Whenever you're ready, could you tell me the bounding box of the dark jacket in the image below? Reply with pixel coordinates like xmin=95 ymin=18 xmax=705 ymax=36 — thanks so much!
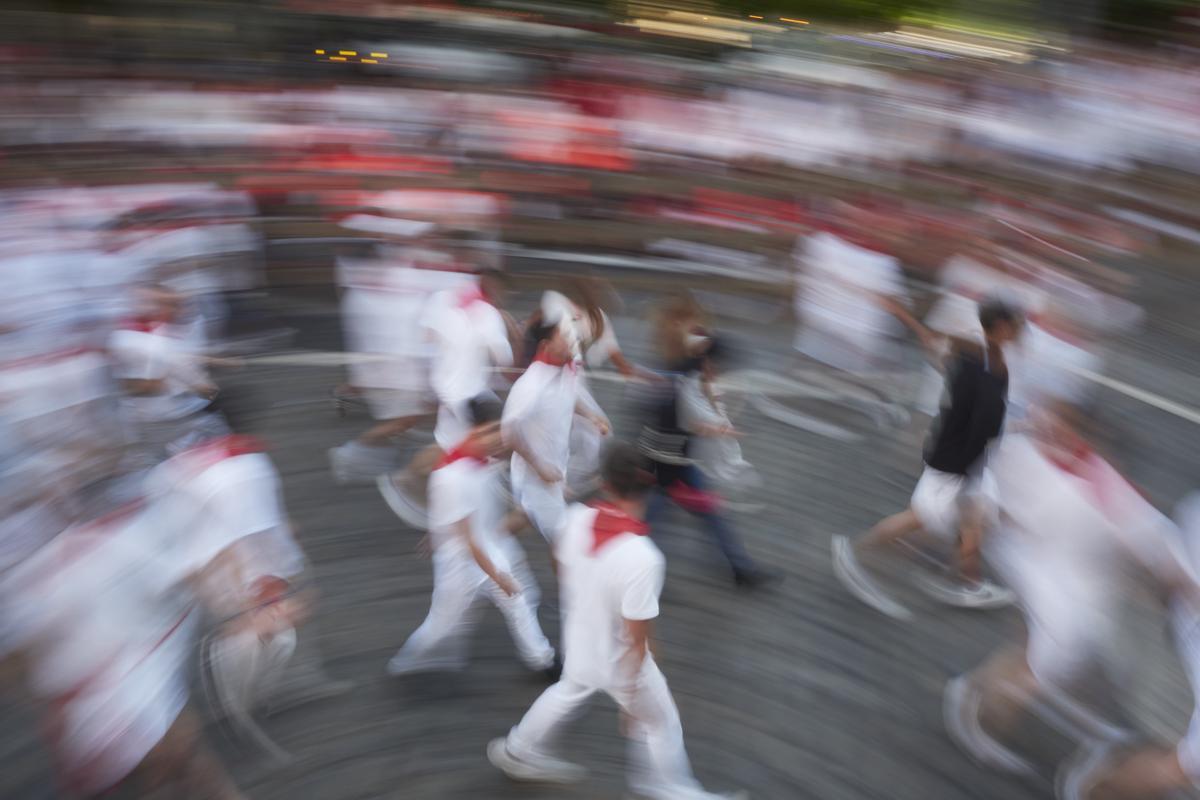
xmin=924 ymin=346 xmax=1008 ymax=476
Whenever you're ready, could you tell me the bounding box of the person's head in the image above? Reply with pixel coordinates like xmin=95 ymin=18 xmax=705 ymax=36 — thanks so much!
xmin=978 ymin=297 xmax=1023 ymax=346
xmin=601 ymin=441 xmax=653 ymax=503
xmin=466 ymin=394 xmax=506 ymax=457
xmin=478 ymin=269 xmax=509 ymax=307
xmin=531 ymin=317 xmax=572 ymax=364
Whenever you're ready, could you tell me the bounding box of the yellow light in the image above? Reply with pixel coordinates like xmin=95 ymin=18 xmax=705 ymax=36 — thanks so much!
xmin=749 ymin=14 xmax=763 ymax=19
xmin=370 ymin=52 xmax=388 ymax=58
xmin=361 ymin=58 xmax=378 ymax=64
xmin=330 ymin=56 xmax=347 ymax=61
xmin=780 ymin=17 xmax=808 ymax=24
xmin=339 ymin=50 xmax=357 ymax=56
xmin=315 ymin=49 xmax=326 ymax=54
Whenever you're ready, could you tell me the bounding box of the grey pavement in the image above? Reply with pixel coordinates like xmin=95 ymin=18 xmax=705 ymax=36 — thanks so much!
xmin=2 ymin=276 xmax=1198 ymax=800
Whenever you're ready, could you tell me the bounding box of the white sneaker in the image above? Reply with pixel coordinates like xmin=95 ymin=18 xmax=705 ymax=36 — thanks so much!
xmin=831 ymin=535 xmax=913 ymax=621
xmin=487 ymin=737 xmax=588 ymax=784
xmin=917 ymin=574 xmax=1015 ymax=609
xmin=377 ymin=473 xmax=428 ymax=529
xmin=943 ymin=675 xmax=1036 ymax=775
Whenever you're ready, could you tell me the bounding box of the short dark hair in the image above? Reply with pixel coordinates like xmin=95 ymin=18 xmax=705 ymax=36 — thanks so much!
xmin=602 ymin=441 xmax=652 ymax=499
xmin=467 ymin=393 xmax=502 ymax=427
xmin=530 ymin=319 xmax=560 ymax=348
xmin=978 ymin=297 xmax=1022 ymax=333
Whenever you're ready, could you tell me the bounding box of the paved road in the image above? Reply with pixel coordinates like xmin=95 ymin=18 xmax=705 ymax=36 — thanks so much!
xmin=2 ymin=278 xmax=1196 ymax=800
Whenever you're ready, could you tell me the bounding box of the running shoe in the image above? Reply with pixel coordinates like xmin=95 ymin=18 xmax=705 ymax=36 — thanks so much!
xmin=487 ymin=738 xmax=588 ymax=784
xmin=377 ymin=472 xmax=428 ymax=530
xmin=831 ymin=535 xmax=913 ymax=621
xmin=917 ymin=574 xmax=1016 ymax=609
xmin=943 ymin=674 xmax=1037 ymax=775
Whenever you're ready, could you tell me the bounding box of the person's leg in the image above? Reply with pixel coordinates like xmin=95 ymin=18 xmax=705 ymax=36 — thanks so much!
xmin=487 ymin=545 xmax=556 ymax=672
xmin=357 ymin=414 xmax=426 ymax=446
xmin=672 ymin=465 xmax=759 ymax=577
xmin=506 ymin=679 xmax=595 ymax=759
xmin=387 ymin=561 xmax=483 ymax=674
xmin=612 ymin=659 xmax=719 ymax=799
xmin=856 ymin=508 xmax=924 ymax=552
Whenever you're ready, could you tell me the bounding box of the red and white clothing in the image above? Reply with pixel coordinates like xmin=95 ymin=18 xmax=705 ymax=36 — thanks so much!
xmin=388 ymin=443 xmax=554 ymax=673
xmin=502 ymin=357 xmax=587 ymax=540
xmin=337 ymin=257 xmax=468 ymax=420
xmin=506 ymin=502 xmax=726 ymax=799
xmin=9 ymin=500 xmax=202 ymax=796
xmin=424 ymin=282 xmax=513 ymax=449
xmin=108 ymin=318 xmax=211 ymax=423
xmin=985 ymin=434 xmax=1191 ymax=690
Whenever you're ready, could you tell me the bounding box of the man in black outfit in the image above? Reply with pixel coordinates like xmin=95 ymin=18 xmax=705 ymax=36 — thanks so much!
xmin=832 ymin=298 xmax=1024 ymax=620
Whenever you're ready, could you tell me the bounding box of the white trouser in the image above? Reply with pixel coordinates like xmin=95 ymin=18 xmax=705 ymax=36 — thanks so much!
xmin=513 ymin=474 xmax=567 ymax=542
xmin=390 ymin=548 xmax=554 ymax=672
xmin=508 ymin=659 xmax=722 ymax=800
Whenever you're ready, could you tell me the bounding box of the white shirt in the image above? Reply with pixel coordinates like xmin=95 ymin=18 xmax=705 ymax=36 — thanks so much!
xmin=556 ymin=503 xmax=665 ymax=689
xmin=503 ymin=359 xmax=579 ymax=485
xmin=795 ymin=231 xmax=905 ymax=345
xmin=427 ymin=455 xmax=507 ymax=572
xmin=424 ymin=289 xmax=512 ymax=405
xmin=108 ymin=324 xmax=210 ymax=421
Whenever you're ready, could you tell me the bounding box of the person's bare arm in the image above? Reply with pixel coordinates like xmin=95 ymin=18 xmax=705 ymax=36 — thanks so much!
xmin=957 ymin=498 xmax=984 ymax=584
xmin=453 ymin=517 xmax=518 ymax=596
xmin=574 ymin=398 xmax=610 ymax=436
xmin=505 ymin=429 xmax=563 ymax=484
xmin=878 ymin=294 xmax=937 ymax=355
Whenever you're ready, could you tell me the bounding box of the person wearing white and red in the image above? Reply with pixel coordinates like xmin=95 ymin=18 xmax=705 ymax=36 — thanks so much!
xmin=107 ymin=283 xmax=227 ymax=460
xmin=375 ymin=269 xmax=518 ymax=528
xmin=942 ymin=401 xmax=1198 ymax=786
xmin=386 ymin=395 xmax=557 ymax=678
xmin=8 ymin=485 xmax=248 ymax=800
xmin=503 ymin=321 xmax=608 ymax=542
xmin=488 ymin=442 xmax=745 ymax=800
xmin=148 ymin=431 xmax=344 ymax=725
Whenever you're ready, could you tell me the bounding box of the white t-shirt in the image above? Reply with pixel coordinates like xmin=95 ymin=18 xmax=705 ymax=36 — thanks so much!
xmin=424 ymin=288 xmax=512 ymax=406
xmin=427 ymin=455 xmax=507 ymax=572
xmin=795 ymin=231 xmax=905 ymax=344
xmin=108 ymin=325 xmax=210 ymax=421
xmin=556 ymin=503 xmax=665 ymax=690
xmin=503 ymin=359 xmax=579 ymax=486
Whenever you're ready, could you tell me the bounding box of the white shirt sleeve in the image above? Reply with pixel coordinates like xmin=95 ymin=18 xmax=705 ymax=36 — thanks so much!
xmin=476 ymin=304 xmax=513 ymax=368
xmin=620 ymin=545 xmax=665 ymax=621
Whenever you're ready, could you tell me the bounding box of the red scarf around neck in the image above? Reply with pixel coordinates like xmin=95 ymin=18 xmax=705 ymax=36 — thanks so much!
xmin=437 ymin=439 xmax=489 ymax=470
xmin=589 ymin=500 xmax=649 ymax=555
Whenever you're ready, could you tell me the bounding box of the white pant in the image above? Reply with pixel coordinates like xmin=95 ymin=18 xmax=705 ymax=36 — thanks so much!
xmin=513 ymin=474 xmax=567 ymax=542
xmin=507 ymin=659 xmax=722 ymax=800
xmin=434 ymin=400 xmax=470 ymax=451
xmin=390 ymin=547 xmax=554 ymax=672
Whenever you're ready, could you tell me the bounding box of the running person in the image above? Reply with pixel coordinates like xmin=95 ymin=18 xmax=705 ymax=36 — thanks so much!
xmin=386 ymin=395 xmax=558 ymax=679
xmin=503 ymin=320 xmax=608 ymax=543
xmin=832 ymin=298 xmax=1023 ymax=619
xmin=487 ymin=442 xmax=747 ymax=800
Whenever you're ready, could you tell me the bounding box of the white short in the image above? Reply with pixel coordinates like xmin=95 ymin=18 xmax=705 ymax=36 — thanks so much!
xmin=513 ymin=475 xmax=567 ymax=542
xmin=910 ymin=467 xmax=967 ymax=542
xmin=435 ymin=401 xmax=470 ymax=451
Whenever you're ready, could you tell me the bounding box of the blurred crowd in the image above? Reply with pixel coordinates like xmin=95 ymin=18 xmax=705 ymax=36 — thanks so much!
xmin=4 ymin=2 xmax=1200 ymax=799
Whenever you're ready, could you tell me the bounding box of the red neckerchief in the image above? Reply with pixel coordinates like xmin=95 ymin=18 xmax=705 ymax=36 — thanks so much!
xmin=121 ymin=315 xmax=172 ymax=335
xmin=178 ymin=434 xmax=268 ymax=474
xmin=589 ymin=500 xmax=649 ymax=555
xmin=436 ymin=440 xmax=489 ymax=470
xmin=456 ymin=284 xmax=491 ymax=310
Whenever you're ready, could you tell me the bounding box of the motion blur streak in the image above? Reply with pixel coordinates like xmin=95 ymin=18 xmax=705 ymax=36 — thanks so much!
xmin=2 ymin=2 xmax=1200 ymax=799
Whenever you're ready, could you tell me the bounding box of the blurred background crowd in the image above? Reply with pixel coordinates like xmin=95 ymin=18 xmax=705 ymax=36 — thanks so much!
xmin=6 ymin=0 xmax=1200 ymax=798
